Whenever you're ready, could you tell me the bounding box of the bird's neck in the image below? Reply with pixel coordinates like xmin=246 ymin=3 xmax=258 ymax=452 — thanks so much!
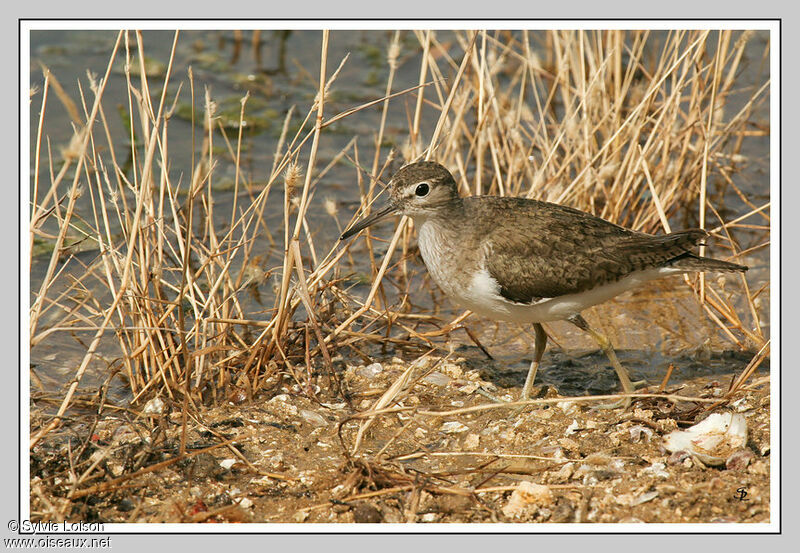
xmin=408 ymin=197 xmax=465 ymax=229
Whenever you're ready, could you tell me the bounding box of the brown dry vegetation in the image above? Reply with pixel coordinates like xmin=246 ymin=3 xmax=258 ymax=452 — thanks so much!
xmin=28 ymin=29 xmax=771 ymax=524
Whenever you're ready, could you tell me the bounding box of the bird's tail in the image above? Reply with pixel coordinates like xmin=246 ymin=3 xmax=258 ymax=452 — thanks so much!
xmin=667 ymin=252 xmax=748 ymax=273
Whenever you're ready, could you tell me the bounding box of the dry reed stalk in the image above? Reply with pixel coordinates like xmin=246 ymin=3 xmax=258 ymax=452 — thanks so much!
xmin=177 ymin=66 xmax=197 ymax=455
xmin=271 ymin=34 xmax=328 ymax=358
xmin=30 ymin=32 xmax=126 ymax=446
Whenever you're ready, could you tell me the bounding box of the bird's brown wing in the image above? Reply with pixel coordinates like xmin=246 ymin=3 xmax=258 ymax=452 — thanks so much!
xmin=477 ymin=198 xmax=706 ymax=303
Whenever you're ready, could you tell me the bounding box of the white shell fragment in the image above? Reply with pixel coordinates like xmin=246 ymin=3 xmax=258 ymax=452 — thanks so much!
xmin=219 ymin=458 xmax=237 ymax=470
xmin=357 ymin=362 xmax=384 ymax=378
xmin=422 ymin=371 xmax=451 ymax=387
xmin=629 ymin=425 xmax=653 ymax=443
xmin=440 ymin=421 xmax=469 ymax=434
xmin=663 ymin=412 xmax=748 ymax=466
xmin=142 ymin=397 xmax=165 ymax=416
xmin=640 ymin=461 xmax=669 ymax=479
xmin=615 ymin=490 xmax=658 ymax=506
xmin=565 ymin=419 xmax=580 ymax=436
xmin=299 ymin=409 xmax=328 ymax=427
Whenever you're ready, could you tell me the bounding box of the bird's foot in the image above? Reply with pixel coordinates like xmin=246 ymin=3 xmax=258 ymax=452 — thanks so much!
xmin=590 ymin=378 xmax=648 ymax=411
xmin=510 ymin=386 xmax=551 ymax=417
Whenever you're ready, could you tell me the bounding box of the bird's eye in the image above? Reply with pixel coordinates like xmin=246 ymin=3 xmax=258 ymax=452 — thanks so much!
xmin=415 ymin=182 xmax=430 ymax=197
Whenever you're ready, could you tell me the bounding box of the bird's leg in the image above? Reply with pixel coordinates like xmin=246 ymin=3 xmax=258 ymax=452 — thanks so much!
xmin=521 ymin=322 xmax=548 ymax=401
xmin=568 ymin=313 xmax=634 ymax=409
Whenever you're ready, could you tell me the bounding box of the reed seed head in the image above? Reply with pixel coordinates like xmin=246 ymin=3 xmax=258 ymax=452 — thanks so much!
xmin=388 ymin=40 xmax=400 ymax=70
xmin=284 ymin=162 xmax=301 ymax=198
xmin=323 ymin=197 xmax=338 ymax=218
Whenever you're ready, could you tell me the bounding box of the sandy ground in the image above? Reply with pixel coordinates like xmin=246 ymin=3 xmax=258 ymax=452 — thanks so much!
xmin=29 ymin=352 xmax=770 ymax=525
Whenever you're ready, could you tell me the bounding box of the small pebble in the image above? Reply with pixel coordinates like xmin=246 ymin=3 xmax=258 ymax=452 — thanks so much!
xmin=747 ymin=460 xmax=769 ymax=475
xmin=116 ymin=498 xmax=135 ymax=512
xmin=357 ymin=363 xmax=383 ymax=378
xmin=667 ymin=450 xmax=691 ymax=465
xmin=558 ymin=437 xmax=579 ymax=451
xmin=353 ymin=503 xmax=382 ymax=523
xmin=555 ymin=462 xmax=575 ymax=482
xmin=464 ymin=433 xmax=480 ymax=449
xmin=584 ymin=452 xmax=611 ymax=466
xmin=440 ymin=364 xmax=463 ymax=379
xmin=499 ymin=427 xmax=516 ymax=441
xmin=502 ymin=481 xmax=554 ymax=518
xmin=228 ymin=388 xmax=248 ymax=405
xmin=437 ymin=494 xmax=472 ymax=514
xmin=725 ymin=449 xmax=755 ymax=471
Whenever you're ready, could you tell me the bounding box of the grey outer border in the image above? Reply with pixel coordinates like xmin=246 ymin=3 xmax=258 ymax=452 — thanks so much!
xmin=8 ymin=1 xmax=793 ymax=552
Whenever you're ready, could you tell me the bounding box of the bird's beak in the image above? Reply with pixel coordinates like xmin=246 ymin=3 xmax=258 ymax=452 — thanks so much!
xmin=340 ymin=202 xmax=399 ymax=240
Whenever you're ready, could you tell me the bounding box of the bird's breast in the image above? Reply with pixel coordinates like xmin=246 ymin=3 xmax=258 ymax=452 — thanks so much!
xmin=416 ymin=220 xmax=476 ymax=300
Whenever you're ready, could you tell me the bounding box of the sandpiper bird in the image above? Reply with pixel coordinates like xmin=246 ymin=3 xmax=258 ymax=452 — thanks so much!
xmin=340 ymin=161 xmax=748 ymax=406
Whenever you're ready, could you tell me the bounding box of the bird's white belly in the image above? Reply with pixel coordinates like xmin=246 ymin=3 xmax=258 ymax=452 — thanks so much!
xmin=416 ymin=221 xmax=682 ymax=323
xmin=461 ymin=266 xmax=680 ymax=323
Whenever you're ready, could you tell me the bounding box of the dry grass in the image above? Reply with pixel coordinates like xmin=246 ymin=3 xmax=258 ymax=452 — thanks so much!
xmin=28 ymin=29 xmax=770 ymax=512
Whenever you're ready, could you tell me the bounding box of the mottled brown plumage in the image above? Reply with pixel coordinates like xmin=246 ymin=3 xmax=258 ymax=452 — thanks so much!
xmin=458 ymin=197 xmax=744 ymax=303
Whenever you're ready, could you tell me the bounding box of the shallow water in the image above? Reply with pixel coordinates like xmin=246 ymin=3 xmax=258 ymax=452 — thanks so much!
xmin=28 ymin=29 xmax=771 ymax=402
